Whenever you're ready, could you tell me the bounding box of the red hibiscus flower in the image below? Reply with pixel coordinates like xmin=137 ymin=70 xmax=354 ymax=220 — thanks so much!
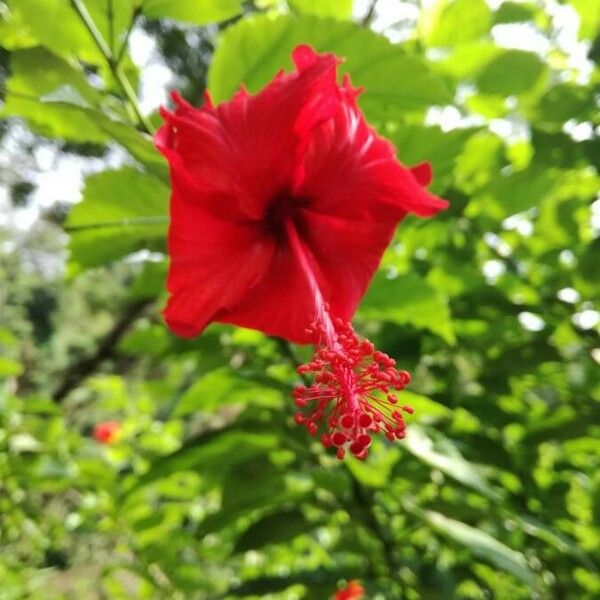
xmin=334 ymin=580 xmax=365 ymax=600
xmin=157 ymin=45 xmax=447 ymax=459
xmin=93 ymin=421 xmax=121 ymax=444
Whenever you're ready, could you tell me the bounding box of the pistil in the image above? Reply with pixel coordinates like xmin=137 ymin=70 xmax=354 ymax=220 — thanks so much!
xmin=284 ymin=218 xmax=413 ymax=459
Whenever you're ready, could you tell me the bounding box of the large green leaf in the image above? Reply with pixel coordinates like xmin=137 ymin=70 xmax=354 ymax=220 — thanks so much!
xmin=233 ymin=508 xmax=309 ymax=553
xmin=3 ymin=48 xmax=164 ymax=170
xmin=405 ymin=426 xmax=501 ymax=500
xmin=3 ymin=48 xmax=108 ymax=143
xmin=66 ymin=168 xmax=169 ymax=270
xmin=420 ymin=510 xmax=537 ymax=586
xmin=208 ymin=14 xmax=452 ymax=119
xmin=142 ymin=0 xmax=243 ymax=25
xmin=422 ymin=0 xmax=493 ymax=47
xmin=469 ymin=165 xmax=555 ymax=219
xmin=174 ymin=368 xmax=283 ymax=416
xmin=345 ymin=441 xmax=401 ymax=488
xmin=288 ymin=0 xmax=353 ymax=19
xmin=475 ymin=50 xmax=547 ymax=96
xmin=14 ymin=0 xmax=135 ymax=63
xmin=571 ymin=0 xmax=600 ymax=40
xmin=387 ymin=124 xmax=476 ymax=194
xmin=128 ymin=431 xmax=280 ymax=492
xmin=360 ymin=273 xmax=455 ymax=343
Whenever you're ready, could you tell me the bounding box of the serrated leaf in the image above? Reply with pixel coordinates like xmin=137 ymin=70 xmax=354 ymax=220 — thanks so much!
xmin=142 ymin=0 xmax=242 ymax=25
xmin=476 ymin=50 xmax=546 ymax=96
xmin=66 ymin=168 xmax=169 ymax=270
xmin=3 ymin=47 xmax=108 ymax=143
xmin=288 ymin=0 xmax=353 ymax=19
xmin=175 ymin=368 xmax=283 ymax=416
xmin=208 ymin=14 xmax=452 ymax=120
xmin=387 ymin=124 xmax=476 ymax=194
xmin=15 ymin=0 xmax=134 ymax=63
xmin=129 ymin=431 xmax=279 ymax=493
xmin=234 ymin=508 xmax=309 ymax=553
xmin=360 ymin=273 xmax=455 ymax=343
xmin=422 ymin=0 xmax=493 ymax=47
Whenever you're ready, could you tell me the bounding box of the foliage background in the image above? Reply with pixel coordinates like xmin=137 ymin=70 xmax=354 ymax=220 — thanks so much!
xmin=1 ymin=0 xmax=599 ymax=598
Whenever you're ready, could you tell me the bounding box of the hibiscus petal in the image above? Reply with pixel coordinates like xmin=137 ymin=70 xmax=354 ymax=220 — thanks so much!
xmin=297 ymin=209 xmax=399 ymax=322
xmin=410 ymin=161 xmax=433 ymax=186
xmin=217 ymin=240 xmax=320 ymax=344
xmin=156 ymin=48 xmax=340 ymax=222
xmin=164 ymin=194 xmax=275 ymax=338
xmin=216 ymin=210 xmax=398 ymax=344
xmin=295 ymin=76 xmax=448 ymax=221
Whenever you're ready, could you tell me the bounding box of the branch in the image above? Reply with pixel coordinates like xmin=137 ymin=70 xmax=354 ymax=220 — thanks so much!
xmin=69 ymin=0 xmax=154 ymax=134
xmin=51 ymin=298 xmax=153 ymax=402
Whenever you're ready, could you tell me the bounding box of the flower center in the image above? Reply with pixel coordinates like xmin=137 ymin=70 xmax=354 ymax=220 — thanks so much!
xmin=265 ymin=191 xmax=307 ymax=240
xmin=284 ymin=218 xmax=414 ymax=460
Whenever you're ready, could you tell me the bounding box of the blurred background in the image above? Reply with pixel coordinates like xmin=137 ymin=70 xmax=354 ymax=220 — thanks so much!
xmin=0 ymin=0 xmax=599 ymax=598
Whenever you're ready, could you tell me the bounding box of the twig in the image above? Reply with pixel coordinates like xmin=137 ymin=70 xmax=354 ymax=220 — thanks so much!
xmin=115 ymin=6 xmax=142 ymax=67
xmin=361 ymin=0 xmax=378 ymax=27
xmin=51 ymin=299 xmax=153 ymax=402
xmin=69 ymin=0 xmax=154 ymax=134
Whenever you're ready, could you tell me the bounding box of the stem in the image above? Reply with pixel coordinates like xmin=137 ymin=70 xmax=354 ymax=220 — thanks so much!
xmin=107 ymin=0 xmax=115 ymax=53
xmin=69 ymin=0 xmax=154 ymax=134
xmin=361 ymin=0 xmax=378 ymax=27
xmin=115 ymin=6 xmax=142 ymax=66
xmin=351 ymin=477 xmax=406 ymax=594
xmin=64 ymin=215 xmax=168 ymax=232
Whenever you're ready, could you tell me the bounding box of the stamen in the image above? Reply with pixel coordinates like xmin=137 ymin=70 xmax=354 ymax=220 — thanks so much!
xmin=284 ymin=219 xmax=413 ymax=460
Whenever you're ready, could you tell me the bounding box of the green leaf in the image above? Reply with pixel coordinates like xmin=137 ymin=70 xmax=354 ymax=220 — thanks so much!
xmin=494 ymin=2 xmax=538 ymax=24
xmin=476 ymin=50 xmax=547 ymax=96
xmin=387 ymin=124 xmax=476 ymax=194
xmin=3 ymin=47 xmax=108 ymax=143
xmin=360 ymin=273 xmax=455 ymax=344
xmin=571 ymin=0 xmax=600 ymax=40
xmin=405 ymin=426 xmax=501 ymax=500
xmin=0 ymin=357 xmax=24 ymax=378
xmin=422 ymin=0 xmax=493 ymax=47
xmin=98 ymin=119 xmax=167 ymax=177
xmin=208 ymin=14 xmax=452 ymax=120
xmin=3 ymin=48 xmax=165 ymax=169
xmin=400 ymin=391 xmax=452 ymax=422
xmin=129 ymin=431 xmax=280 ymax=492
xmin=174 ymin=368 xmax=283 ymax=416
xmin=0 ymin=3 xmax=38 ymax=49
xmin=142 ymin=0 xmax=242 ymax=25
xmin=288 ymin=0 xmax=353 ymax=19
xmin=66 ymin=168 xmax=169 ymax=270
xmin=234 ymin=508 xmax=309 ymax=553
xmin=345 ymin=440 xmax=401 ymax=488
xmin=418 ymin=510 xmax=536 ymax=585
xmin=469 ymin=165 xmax=555 ymax=219
xmin=15 ymin=0 xmax=135 ymax=63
